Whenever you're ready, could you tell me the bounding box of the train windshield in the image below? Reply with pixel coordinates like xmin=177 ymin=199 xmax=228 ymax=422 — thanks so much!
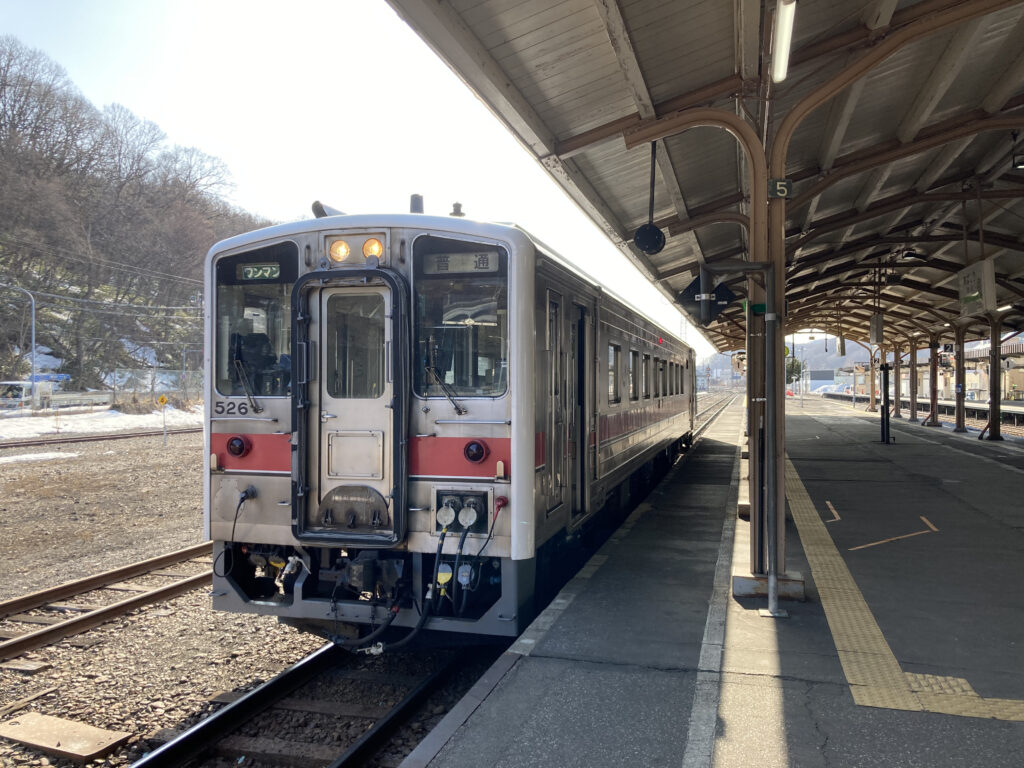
xmin=214 ymin=242 xmax=298 ymax=397
xmin=413 ymin=237 xmax=509 ymax=398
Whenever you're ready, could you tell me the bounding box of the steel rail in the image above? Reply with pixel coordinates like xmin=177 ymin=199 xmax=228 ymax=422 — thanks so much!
xmin=0 ymin=571 xmax=211 ymax=662
xmin=694 ymin=394 xmax=736 ymax=441
xmin=0 ymin=542 xmax=211 ymax=619
xmin=326 ymin=657 xmax=458 ymax=768
xmin=131 ymin=643 xmax=344 ymax=768
xmin=0 ymin=427 xmax=202 ymax=450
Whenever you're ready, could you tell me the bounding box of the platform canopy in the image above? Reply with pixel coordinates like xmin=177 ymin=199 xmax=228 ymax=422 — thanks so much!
xmin=386 ymin=0 xmax=1024 ymax=351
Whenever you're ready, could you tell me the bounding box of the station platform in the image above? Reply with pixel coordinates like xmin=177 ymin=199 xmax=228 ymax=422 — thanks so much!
xmin=401 ymin=396 xmax=1024 ymax=768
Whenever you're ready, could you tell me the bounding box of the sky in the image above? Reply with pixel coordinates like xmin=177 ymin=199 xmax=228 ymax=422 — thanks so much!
xmin=1 ymin=0 xmax=715 ymax=357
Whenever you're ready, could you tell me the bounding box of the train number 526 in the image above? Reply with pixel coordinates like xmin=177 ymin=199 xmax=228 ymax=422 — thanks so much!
xmin=213 ymin=401 xmax=250 ymax=416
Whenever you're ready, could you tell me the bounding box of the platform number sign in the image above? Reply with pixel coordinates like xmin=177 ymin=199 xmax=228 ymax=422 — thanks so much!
xmin=768 ymin=179 xmax=793 ymax=198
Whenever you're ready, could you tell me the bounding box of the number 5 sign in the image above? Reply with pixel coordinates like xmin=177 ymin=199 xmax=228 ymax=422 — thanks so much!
xmin=769 ymin=179 xmax=793 ymax=198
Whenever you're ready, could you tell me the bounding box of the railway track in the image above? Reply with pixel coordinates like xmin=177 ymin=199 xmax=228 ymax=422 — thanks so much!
xmin=135 ymin=645 xmax=471 ymax=768
xmin=815 ymin=395 xmax=1024 ymax=439
xmin=0 ymin=543 xmax=212 ymax=662
xmin=926 ymin=412 xmax=1024 ymax=438
xmin=0 ymin=427 xmax=202 ymax=450
xmin=695 ymin=392 xmax=736 ymax=435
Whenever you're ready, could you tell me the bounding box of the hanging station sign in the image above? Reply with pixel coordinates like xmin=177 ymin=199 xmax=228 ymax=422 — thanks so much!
xmin=958 ymin=259 xmax=997 ymax=316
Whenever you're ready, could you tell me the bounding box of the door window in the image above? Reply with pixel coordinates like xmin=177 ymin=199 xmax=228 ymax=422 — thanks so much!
xmin=324 ymin=293 xmax=385 ymax=399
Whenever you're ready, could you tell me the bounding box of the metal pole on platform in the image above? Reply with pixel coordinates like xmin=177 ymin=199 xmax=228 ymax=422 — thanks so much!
xmin=761 ymin=264 xmax=787 ymax=618
xmin=880 ymin=363 xmax=891 ymax=444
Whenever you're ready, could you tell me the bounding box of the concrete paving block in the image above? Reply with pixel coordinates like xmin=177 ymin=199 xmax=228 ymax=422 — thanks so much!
xmin=0 ymin=712 xmax=130 ymax=762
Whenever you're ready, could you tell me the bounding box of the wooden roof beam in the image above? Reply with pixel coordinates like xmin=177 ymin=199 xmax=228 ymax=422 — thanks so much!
xmin=592 ymin=0 xmax=704 ymax=261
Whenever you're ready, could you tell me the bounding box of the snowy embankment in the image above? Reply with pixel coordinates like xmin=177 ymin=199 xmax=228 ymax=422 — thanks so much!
xmin=0 ymin=404 xmax=204 ymax=440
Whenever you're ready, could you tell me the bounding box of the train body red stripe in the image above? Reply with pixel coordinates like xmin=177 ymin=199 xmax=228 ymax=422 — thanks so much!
xmin=409 ymin=436 xmax=512 ymax=477
xmin=211 ymin=433 xmax=291 ymax=472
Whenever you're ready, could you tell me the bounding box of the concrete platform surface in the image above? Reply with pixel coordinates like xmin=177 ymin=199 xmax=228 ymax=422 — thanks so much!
xmin=402 ymin=397 xmax=1024 ymax=768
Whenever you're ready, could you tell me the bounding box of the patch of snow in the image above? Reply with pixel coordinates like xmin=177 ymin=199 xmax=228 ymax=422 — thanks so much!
xmin=0 ymin=405 xmax=203 ymax=440
xmin=0 ymin=451 xmax=81 ymax=465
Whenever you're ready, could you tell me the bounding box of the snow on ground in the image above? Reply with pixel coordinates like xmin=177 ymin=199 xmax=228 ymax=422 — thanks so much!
xmin=0 ymin=405 xmax=203 ymax=440
xmin=0 ymin=451 xmax=81 ymax=464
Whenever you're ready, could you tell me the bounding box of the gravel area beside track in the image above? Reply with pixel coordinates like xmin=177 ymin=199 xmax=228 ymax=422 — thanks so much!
xmin=1 ymin=433 xmax=206 ymax=599
xmin=0 ymin=432 xmax=326 ymax=766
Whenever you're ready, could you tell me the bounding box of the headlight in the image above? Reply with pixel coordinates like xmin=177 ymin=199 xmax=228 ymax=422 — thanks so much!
xmin=362 ymin=238 xmax=384 ymax=258
xmin=329 ymin=239 xmax=350 ymax=262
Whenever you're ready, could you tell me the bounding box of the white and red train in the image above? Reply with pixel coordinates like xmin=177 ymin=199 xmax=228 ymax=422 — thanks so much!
xmin=204 ymin=210 xmax=697 ymax=646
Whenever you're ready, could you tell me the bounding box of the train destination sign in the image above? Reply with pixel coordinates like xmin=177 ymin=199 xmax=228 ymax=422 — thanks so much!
xmin=239 ymin=263 xmax=281 ymax=280
xmin=423 ymin=251 xmax=500 ymax=275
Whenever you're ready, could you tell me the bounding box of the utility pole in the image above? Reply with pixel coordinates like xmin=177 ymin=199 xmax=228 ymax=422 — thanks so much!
xmin=1 ymin=283 xmax=36 ymax=407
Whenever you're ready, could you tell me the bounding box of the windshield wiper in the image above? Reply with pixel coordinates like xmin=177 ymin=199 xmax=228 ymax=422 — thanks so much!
xmin=425 ymin=366 xmax=467 ymax=415
xmin=233 ymin=360 xmax=264 ymax=414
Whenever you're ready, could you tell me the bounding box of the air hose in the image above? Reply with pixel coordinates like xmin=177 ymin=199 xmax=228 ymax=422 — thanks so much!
xmin=452 ymin=527 xmax=471 ymax=617
xmin=383 ymin=527 xmax=447 ymax=651
xmin=332 ymin=528 xmax=447 ymax=652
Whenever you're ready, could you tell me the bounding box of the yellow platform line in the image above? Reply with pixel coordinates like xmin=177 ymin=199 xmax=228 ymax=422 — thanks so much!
xmin=785 ymin=457 xmax=1024 ymax=721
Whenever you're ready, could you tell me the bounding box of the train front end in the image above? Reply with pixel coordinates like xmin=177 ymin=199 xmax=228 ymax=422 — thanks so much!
xmin=204 ymin=216 xmax=536 ymax=644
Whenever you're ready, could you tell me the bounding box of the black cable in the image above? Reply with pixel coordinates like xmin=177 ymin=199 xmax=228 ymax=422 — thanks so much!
xmin=328 ymin=603 xmax=400 ymax=648
xmin=379 ymin=528 xmax=447 ymax=651
xmin=330 ymin=529 xmax=448 ymax=652
xmin=212 ymin=489 xmax=254 ymax=578
xmin=475 ymin=509 xmax=500 ymax=558
xmin=452 ymin=527 xmax=470 ymax=616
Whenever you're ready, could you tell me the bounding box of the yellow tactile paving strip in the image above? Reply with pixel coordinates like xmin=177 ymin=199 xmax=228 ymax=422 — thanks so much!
xmin=785 ymin=458 xmax=1024 ymax=721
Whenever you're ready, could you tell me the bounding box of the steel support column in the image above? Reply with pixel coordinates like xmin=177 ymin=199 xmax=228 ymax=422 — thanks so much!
xmin=623 ymin=108 xmax=784 ymax=605
xmin=908 ymin=337 xmax=919 ymax=422
xmin=927 ymin=336 xmax=941 ymax=426
xmin=893 ymin=343 xmax=902 ymax=418
xmin=988 ymin=313 xmax=1004 ymax=440
xmin=954 ymin=325 xmax=967 ymax=432
xmin=747 ymin=280 xmax=766 ymax=576
xmin=868 ymin=347 xmax=878 ymax=412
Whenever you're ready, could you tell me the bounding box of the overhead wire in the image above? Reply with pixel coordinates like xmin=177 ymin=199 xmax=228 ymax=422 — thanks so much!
xmin=0 ymin=232 xmax=203 ymax=285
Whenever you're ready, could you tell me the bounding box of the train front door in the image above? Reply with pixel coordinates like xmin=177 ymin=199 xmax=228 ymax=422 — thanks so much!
xmin=305 ymin=285 xmax=400 ymax=543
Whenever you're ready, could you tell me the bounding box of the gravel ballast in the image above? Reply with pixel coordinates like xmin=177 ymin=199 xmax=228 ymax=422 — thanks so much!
xmin=0 ymin=432 xmax=325 ymax=767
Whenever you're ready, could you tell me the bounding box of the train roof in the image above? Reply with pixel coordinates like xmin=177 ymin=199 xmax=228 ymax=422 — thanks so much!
xmin=208 ymin=213 xmax=689 ymax=350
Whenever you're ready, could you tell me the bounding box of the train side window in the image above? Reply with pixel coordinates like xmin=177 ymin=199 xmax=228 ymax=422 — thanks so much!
xmin=653 ymin=358 xmax=661 ymax=397
xmin=642 ymin=354 xmax=651 ymax=399
xmin=608 ymin=343 xmax=621 ymax=404
xmin=668 ymin=362 xmax=674 ymax=395
xmin=629 ymin=351 xmax=639 ymax=401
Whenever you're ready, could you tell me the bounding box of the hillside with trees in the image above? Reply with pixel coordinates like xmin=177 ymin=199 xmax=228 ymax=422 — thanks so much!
xmin=0 ymin=35 xmax=267 ymax=388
